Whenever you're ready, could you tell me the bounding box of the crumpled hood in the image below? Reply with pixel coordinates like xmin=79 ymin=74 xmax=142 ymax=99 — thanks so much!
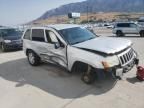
xmin=73 ymin=37 xmax=132 ymax=54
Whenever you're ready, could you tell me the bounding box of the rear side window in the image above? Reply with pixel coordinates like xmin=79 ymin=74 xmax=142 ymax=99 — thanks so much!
xmin=23 ymin=29 xmax=31 ymax=40
xmin=32 ymin=29 xmax=45 ymax=42
xmin=117 ymin=23 xmax=130 ymax=27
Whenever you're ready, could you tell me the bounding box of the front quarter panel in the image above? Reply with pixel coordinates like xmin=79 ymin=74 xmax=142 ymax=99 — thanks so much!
xmin=67 ymin=46 xmax=105 ymax=71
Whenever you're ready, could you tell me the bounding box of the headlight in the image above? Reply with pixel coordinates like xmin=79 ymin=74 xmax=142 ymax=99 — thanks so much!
xmin=102 ymin=61 xmax=110 ymax=70
xmin=4 ymin=40 xmax=11 ymax=43
xmin=102 ymin=56 xmax=119 ymax=69
xmin=19 ymin=39 xmax=23 ymax=43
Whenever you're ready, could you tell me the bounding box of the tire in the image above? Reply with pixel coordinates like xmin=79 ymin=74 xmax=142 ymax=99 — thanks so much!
xmin=81 ymin=66 xmax=97 ymax=84
xmin=1 ymin=43 xmax=7 ymax=52
xmin=116 ymin=31 xmax=124 ymax=37
xmin=116 ymin=76 xmax=122 ymax=80
xmin=27 ymin=50 xmax=41 ymax=66
xmin=140 ymin=31 xmax=144 ymax=37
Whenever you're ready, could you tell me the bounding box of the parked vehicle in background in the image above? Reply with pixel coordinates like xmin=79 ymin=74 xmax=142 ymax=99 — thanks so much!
xmin=104 ymin=23 xmax=110 ymax=27
xmin=113 ymin=22 xmax=144 ymax=37
xmin=22 ymin=24 xmax=138 ymax=84
xmin=138 ymin=17 xmax=144 ymax=26
xmin=106 ymin=25 xmax=114 ymax=29
xmin=84 ymin=26 xmax=94 ymax=33
xmin=0 ymin=27 xmax=23 ymax=52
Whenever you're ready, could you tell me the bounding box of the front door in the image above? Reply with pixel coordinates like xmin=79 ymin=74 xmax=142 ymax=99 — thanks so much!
xmin=40 ymin=29 xmax=67 ymax=68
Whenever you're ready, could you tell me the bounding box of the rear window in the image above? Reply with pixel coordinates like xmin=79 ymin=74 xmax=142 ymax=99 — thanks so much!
xmin=32 ymin=29 xmax=45 ymax=42
xmin=23 ymin=29 xmax=31 ymax=40
xmin=117 ymin=23 xmax=130 ymax=27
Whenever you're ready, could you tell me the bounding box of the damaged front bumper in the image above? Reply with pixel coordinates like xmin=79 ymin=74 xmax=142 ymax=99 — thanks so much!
xmin=96 ymin=58 xmax=139 ymax=79
xmin=109 ymin=58 xmax=139 ymax=78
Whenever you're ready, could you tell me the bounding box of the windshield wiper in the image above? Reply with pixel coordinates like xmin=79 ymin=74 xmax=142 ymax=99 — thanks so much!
xmin=72 ymin=41 xmax=83 ymax=45
xmin=87 ymin=37 xmax=95 ymax=41
xmin=72 ymin=37 xmax=95 ymax=45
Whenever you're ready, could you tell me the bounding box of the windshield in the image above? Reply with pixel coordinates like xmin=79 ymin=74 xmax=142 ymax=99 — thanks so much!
xmin=59 ymin=27 xmax=97 ymax=45
xmin=0 ymin=29 xmax=22 ymax=37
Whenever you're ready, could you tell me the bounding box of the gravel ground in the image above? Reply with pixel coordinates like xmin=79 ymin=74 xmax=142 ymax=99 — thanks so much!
xmin=0 ymin=29 xmax=144 ymax=108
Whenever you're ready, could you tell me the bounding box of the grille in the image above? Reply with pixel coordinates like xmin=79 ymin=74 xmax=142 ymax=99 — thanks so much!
xmin=11 ymin=40 xmax=21 ymax=44
xmin=118 ymin=48 xmax=134 ymax=66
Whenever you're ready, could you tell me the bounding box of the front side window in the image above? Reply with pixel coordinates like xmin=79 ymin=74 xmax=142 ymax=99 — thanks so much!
xmin=117 ymin=23 xmax=130 ymax=27
xmin=23 ymin=29 xmax=31 ymax=40
xmin=59 ymin=27 xmax=96 ymax=45
xmin=32 ymin=29 xmax=45 ymax=42
xmin=130 ymin=23 xmax=137 ymax=28
xmin=45 ymin=30 xmax=58 ymax=43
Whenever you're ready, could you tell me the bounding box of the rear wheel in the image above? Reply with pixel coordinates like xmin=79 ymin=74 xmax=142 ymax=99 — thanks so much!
xmin=140 ymin=31 xmax=144 ymax=37
xmin=27 ymin=50 xmax=41 ymax=66
xmin=116 ymin=31 xmax=124 ymax=37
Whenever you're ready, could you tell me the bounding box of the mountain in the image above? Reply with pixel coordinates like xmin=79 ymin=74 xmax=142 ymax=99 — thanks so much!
xmin=37 ymin=0 xmax=144 ymax=20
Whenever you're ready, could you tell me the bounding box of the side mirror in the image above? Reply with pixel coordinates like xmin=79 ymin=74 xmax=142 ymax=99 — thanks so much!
xmin=54 ymin=42 xmax=60 ymax=49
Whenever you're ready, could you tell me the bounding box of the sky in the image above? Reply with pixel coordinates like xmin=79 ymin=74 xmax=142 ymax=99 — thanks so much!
xmin=0 ymin=0 xmax=84 ymax=26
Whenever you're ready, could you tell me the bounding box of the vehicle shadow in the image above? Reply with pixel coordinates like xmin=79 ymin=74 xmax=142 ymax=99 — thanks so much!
xmin=126 ymin=77 xmax=142 ymax=84
xmin=0 ymin=58 xmax=118 ymax=99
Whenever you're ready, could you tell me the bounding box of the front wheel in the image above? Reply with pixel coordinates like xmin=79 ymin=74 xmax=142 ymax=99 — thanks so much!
xmin=81 ymin=65 xmax=97 ymax=84
xmin=116 ymin=31 xmax=124 ymax=37
xmin=27 ymin=50 xmax=41 ymax=66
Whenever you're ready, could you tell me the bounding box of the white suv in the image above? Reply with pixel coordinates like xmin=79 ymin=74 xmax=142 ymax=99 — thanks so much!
xmin=113 ymin=22 xmax=144 ymax=37
xmin=22 ymin=24 xmax=138 ymax=84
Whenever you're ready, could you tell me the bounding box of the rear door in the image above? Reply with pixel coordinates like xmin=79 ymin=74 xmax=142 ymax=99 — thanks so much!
xmin=122 ymin=23 xmax=138 ymax=34
xmin=119 ymin=23 xmax=131 ymax=34
xmin=129 ymin=23 xmax=139 ymax=34
xmin=30 ymin=29 xmax=48 ymax=55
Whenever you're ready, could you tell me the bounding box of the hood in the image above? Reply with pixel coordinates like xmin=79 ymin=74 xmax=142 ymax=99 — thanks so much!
xmin=73 ymin=37 xmax=132 ymax=55
xmin=3 ymin=36 xmax=21 ymax=40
